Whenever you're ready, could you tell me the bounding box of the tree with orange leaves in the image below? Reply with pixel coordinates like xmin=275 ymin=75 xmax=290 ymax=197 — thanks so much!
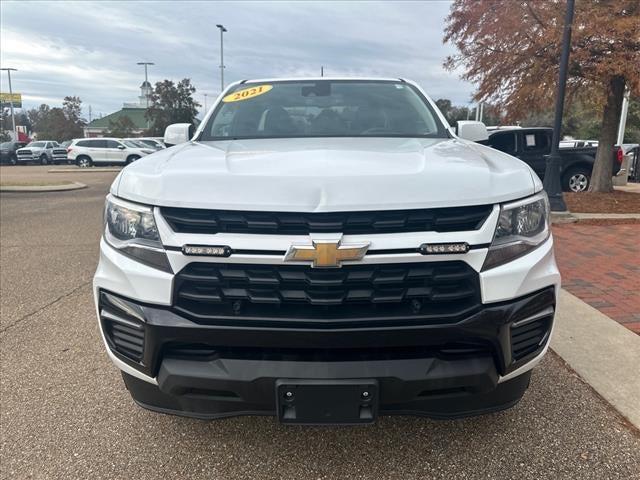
xmin=444 ymin=0 xmax=639 ymax=192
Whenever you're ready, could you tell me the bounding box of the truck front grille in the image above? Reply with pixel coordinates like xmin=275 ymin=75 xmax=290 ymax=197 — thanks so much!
xmin=173 ymin=261 xmax=481 ymax=325
xmin=161 ymin=205 xmax=492 ymax=235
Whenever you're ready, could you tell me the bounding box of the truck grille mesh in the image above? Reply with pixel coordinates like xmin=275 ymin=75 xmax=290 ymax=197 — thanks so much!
xmin=161 ymin=205 xmax=492 ymax=235
xmin=173 ymin=261 xmax=481 ymax=324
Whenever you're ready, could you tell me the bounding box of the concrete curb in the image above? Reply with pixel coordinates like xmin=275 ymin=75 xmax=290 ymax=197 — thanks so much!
xmin=0 ymin=182 xmax=87 ymax=192
xmin=572 ymin=212 xmax=640 ymax=220
xmin=551 ymin=289 xmax=640 ymax=429
xmin=48 ymin=168 xmax=122 ymax=173
xmin=551 ymin=211 xmax=578 ymax=224
xmin=552 ymin=212 xmax=640 ymax=224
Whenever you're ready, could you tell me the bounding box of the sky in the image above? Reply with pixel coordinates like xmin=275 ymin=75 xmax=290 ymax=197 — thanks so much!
xmin=0 ymin=0 xmax=476 ymax=119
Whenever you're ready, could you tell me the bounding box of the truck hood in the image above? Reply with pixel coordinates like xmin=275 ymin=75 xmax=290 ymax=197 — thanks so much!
xmin=114 ymin=137 xmax=537 ymax=211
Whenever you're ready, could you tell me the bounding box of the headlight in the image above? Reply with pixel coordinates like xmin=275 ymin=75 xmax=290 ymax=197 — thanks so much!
xmin=482 ymin=192 xmax=550 ymax=270
xmin=104 ymin=195 xmax=171 ymax=272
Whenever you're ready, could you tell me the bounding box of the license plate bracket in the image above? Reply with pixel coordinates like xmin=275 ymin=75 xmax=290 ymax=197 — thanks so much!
xmin=276 ymin=379 xmax=378 ymax=425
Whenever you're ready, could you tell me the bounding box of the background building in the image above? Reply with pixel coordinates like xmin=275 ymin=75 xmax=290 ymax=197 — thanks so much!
xmin=83 ymin=81 xmax=152 ymax=137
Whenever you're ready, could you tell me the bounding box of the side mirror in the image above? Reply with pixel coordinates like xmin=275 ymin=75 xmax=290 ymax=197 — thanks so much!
xmin=164 ymin=123 xmax=195 ymax=147
xmin=456 ymin=121 xmax=489 ymax=142
xmin=117 ymin=145 xmax=126 ymax=150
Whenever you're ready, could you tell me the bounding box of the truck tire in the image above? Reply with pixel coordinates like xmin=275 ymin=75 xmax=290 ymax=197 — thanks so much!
xmin=40 ymin=154 xmax=49 ymax=165
xmin=562 ymin=166 xmax=591 ymax=192
xmin=9 ymin=154 xmax=17 ymax=166
xmin=76 ymin=156 xmax=93 ymax=168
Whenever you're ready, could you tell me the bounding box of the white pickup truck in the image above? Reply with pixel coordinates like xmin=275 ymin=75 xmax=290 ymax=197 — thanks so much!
xmin=16 ymin=140 xmax=68 ymax=165
xmin=94 ymin=78 xmax=560 ymax=424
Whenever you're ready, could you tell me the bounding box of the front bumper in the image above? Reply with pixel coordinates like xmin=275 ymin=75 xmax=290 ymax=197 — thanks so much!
xmin=97 ymin=285 xmax=555 ymax=420
xmin=94 ymin=226 xmax=560 ymax=421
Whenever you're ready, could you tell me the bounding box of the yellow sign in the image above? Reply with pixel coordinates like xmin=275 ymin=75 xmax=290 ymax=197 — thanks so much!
xmin=222 ymin=85 xmax=272 ymax=103
xmin=284 ymin=240 xmax=370 ymax=268
xmin=0 ymin=92 xmax=22 ymax=108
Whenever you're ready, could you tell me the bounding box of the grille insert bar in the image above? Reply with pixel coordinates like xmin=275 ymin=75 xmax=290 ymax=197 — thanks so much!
xmin=161 ymin=205 xmax=492 ymax=235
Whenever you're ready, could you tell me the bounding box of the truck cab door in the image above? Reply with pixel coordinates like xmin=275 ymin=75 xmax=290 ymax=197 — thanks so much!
xmin=517 ymin=131 xmax=550 ymax=179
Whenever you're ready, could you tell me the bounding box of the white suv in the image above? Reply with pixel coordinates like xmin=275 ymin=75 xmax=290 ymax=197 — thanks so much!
xmin=67 ymin=138 xmax=155 ymax=167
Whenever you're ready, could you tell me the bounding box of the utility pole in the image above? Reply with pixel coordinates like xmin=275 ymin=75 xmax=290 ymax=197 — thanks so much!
xmin=88 ymin=105 xmax=92 ymax=123
xmin=321 ymin=66 xmax=324 ymax=77
xmin=617 ymin=87 xmax=630 ymax=145
xmin=204 ymin=93 xmax=208 ymax=112
xmin=137 ymin=62 xmax=154 ymax=129
xmin=1 ymin=67 xmax=18 ymax=140
xmin=216 ymin=24 xmax=227 ymax=92
xmin=542 ymin=0 xmax=574 ymax=212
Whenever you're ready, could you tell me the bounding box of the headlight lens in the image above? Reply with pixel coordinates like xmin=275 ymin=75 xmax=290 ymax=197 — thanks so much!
xmin=104 ymin=195 xmax=171 ymax=272
xmin=482 ymin=192 xmax=550 ymax=270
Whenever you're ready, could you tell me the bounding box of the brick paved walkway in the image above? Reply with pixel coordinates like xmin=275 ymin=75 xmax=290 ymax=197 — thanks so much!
xmin=553 ymin=223 xmax=640 ymax=334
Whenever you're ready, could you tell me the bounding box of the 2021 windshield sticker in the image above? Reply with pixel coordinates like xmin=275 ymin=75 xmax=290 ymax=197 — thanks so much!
xmin=222 ymin=85 xmax=273 ymax=102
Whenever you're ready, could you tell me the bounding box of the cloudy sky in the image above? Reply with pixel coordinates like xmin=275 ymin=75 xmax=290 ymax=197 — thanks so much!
xmin=0 ymin=0 xmax=475 ymax=119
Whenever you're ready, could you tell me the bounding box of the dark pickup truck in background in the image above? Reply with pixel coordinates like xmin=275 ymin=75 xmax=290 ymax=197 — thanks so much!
xmin=0 ymin=141 xmax=28 ymax=165
xmin=482 ymin=127 xmax=623 ymax=192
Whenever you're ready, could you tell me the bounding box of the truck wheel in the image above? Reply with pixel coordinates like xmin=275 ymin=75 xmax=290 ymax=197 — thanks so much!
xmin=126 ymin=155 xmax=140 ymax=164
xmin=76 ymin=156 xmax=93 ymax=168
xmin=562 ymin=167 xmax=590 ymax=192
xmin=9 ymin=155 xmax=17 ymax=166
xmin=40 ymin=154 xmax=49 ymax=165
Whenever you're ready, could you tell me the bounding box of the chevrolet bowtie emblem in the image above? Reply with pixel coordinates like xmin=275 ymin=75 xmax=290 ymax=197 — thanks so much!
xmin=284 ymin=239 xmax=370 ymax=268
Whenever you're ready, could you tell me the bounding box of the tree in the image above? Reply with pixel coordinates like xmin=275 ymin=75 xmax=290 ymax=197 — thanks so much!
xmin=62 ymin=96 xmax=85 ymax=139
xmin=26 ymin=97 xmax=86 ymax=141
xmin=145 ymin=79 xmax=200 ymax=136
xmin=436 ymin=98 xmax=505 ymax=127
xmin=105 ymin=116 xmax=136 ymax=138
xmin=444 ymin=0 xmax=640 ymax=192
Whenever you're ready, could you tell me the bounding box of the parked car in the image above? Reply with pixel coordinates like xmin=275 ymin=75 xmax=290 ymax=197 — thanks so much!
xmin=67 ymin=138 xmax=155 ymax=167
xmin=128 ymin=137 xmax=165 ymax=150
xmin=16 ymin=141 xmax=68 ymax=165
xmin=0 ymin=141 xmax=28 ymax=165
xmin=94 ymin=77 xmax=560 ymax=424
xmin=482 ymin=127 xmax=623 ymax=192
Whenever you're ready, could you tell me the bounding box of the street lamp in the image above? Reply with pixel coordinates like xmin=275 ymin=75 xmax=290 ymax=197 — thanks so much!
xmin=216 ymin=24 xmax=227 ymax=92
xmin=137 ymin=62 xmax=154 ymax=129
xmin=1 ymin=67 xmax=18 ymax=140
xmin=542 ymin=0 xmax=574 ymax=212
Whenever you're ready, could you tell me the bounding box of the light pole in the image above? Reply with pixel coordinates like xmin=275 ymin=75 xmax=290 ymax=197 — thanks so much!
xmin=542 ymin=0 xmax=574 ymax=212
xmin=204 ymin=93 xmax=208 ymax=112
xmin=137 ymin=62 xmax=154 ymax=129
xmin=216 ymin=24 xmax=227 ymax=92
xmin=1 ymin=67 xmax=18 ymax=140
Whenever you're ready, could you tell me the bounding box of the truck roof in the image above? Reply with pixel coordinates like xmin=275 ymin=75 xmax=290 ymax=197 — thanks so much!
xmin=237 ymin=77 xmax=408 ymax=84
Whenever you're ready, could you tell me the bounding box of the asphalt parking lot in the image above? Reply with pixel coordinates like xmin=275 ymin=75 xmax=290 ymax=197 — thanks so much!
xmin=1 ymin=166 xmax=639 ymax=479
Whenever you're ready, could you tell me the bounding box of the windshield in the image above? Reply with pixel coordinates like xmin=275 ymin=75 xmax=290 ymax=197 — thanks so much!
xmin=0 ymin=142 xmax=11 ymax=149
xmin=27 ymin=142 xmax=46 ymax=148
xmin=200 ymin=80 xmax=447 ymax=140
xmin=140 ymin=139 xmax=160 ymax=148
